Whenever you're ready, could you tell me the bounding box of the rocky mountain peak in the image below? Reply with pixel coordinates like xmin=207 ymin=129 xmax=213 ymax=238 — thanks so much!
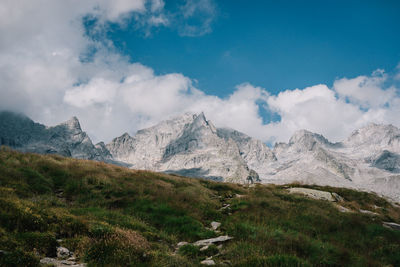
xmin=2 ymin=110 xmax=400 ymax=201
xmin=288 ymin=129 xmax=331 ymax=151
xmin=59 ymin=116 xmax=82 ymax=133
xmin=344 ymin=123 xmax=400 ymax=154
xmin=188 ymin=112 xmax=217 ymax=134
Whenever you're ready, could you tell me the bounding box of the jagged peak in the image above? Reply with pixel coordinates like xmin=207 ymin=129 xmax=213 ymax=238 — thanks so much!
xmin=194 ymin=111 xmax=206 ymax=121
xmin=350 ymin=123 xmax=399 ymax=136
xmin=120 ymin=132 xmax=131 ymax=139
xmin=345 ymin=123 xmax=400 ymax=147
xmin=289 ymin=129 xmax=329 ymax=145
xmin=188 ymin=112 xmax=219 ymax=134
xmin=95 ymin=141 xmax=106 ymax=148
xmin=60 ymin=116 xmax=81 ymax=131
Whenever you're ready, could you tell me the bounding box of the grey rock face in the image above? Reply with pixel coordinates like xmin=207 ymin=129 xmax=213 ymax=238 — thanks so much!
xmin=367 ymin=150 xmax=400 ymax=173
xmin=108 ymin=113 xmax=251 ymax=183
xmin=258 ymin=123 xmax=400 ymax=202
xmin=0 ymin=111 xmax=110 ymax=161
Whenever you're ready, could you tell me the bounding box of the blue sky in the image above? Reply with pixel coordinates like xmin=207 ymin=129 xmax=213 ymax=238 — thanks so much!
xmin=107 ymin=0 xmax=400 ymax=97
xmin=1 ymin=0 xmax=400 ymax=143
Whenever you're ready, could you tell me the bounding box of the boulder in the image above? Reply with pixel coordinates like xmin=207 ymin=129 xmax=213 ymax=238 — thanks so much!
xmin=288 ymin=188 xmax=337 ymax=202
xmin=194 ymin=236 xmax=233 ymax=247
xmin=57 ymin=246 xmax=71 ymax=259
xmin=211 ymin=221 xmax=221 ymax=231
xmin=201 ymin=259 xmax=216 ymax=265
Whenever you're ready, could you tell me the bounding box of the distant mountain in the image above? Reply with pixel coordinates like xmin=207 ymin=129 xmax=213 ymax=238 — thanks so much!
xmin=0 ymin=111 xmax=110 ymax=161
xmin=257 ymin=125 xmax=400 ymax=202
xmin=1 ymin=110 xmax=399 ymax=201
xmin=107 ymin=112 xmax=255 ymax=183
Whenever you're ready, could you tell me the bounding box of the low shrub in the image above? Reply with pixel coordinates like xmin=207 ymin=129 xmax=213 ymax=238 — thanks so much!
xmin=178 ymin=244 xmax=200 ymax=258
xmin=83 ymin=227 xmax=150 ymax=266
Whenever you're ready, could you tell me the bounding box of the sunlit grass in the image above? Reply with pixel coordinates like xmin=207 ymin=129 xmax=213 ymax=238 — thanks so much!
xmin=0 ymin=147 xmax=399 ymax=266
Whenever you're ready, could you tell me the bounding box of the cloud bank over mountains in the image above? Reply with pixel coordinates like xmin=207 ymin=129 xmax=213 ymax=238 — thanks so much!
xmin=0 ymin=0 xmax=399 ymax=144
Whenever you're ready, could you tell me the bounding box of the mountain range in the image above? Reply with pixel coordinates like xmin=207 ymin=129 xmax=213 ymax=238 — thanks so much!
xmin=1 ymin=110 xmax=399 ymax=202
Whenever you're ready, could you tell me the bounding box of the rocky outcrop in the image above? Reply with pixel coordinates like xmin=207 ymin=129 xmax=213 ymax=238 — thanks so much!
xmin=383 ymin=221 xmax=400 ymax=231
xmin=287 ymin=187 xmax=343 ymax=202
xmin=0 ymin=111 xmax=110 ymax=161
xmin=193 ymin=236 xmax=234 ymax=247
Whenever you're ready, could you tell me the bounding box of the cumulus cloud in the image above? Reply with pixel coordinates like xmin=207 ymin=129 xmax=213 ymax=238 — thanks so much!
xmin=0 ymin=0 xmax=399 ymax=145
xmin=334 ymin=70 xmax=396 ymax=109
xmin=262 ymin=71 xmax=400 ymax=143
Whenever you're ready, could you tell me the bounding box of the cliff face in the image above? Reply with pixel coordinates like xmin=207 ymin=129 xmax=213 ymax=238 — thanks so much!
xmin=107 ymin=113 xmax=252 ymax=183
xmin=0 ymin=111 xmax=109 ymax=161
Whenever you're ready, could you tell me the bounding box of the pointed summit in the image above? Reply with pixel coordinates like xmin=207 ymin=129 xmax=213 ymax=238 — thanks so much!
xmin=288 ymin=129 xmax=331 ymax=152
xmin=345 ymin=123 xmax=400 ymax=149
xmin=62 ymin=116 xmax=82 ymax=132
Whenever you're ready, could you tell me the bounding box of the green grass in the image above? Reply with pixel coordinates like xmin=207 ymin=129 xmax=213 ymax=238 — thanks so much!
xmin=0 ymin=147 xmax=399 ymax=266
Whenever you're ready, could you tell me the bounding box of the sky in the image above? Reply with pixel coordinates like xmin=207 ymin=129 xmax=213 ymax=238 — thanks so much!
xmin=1 ymin=0 xmax=400 ymax=144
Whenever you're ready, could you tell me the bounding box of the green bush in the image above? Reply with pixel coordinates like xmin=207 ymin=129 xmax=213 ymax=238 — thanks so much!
xmin=201 ymin=244 xmax=219 ymax=257
xmin=178 ymin=244 xmax=200 ymax=258
xmin=83 ymin=228 xmax=149 ymax=266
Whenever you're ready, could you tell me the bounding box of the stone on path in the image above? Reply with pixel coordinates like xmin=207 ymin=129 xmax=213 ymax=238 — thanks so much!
xmin=194 ymin=236 xmax=233 ymax=247
xmin=211 ymin=221 xmax=221 ymax=231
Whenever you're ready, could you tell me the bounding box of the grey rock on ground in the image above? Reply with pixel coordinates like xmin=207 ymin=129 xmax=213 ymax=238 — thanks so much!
xmin=382 ymin=222 xmax=400 ymax=231
xmin=57 ymin=246 xmax=72 ymax=259
xmin=210 ymin=221 xmax=221 ymax=231
xmin=40 ymin=257 xmax=86 ymax=267
xmin=287 ymin=188 xmax=339 ymax=202
xmin=201 ymin=259 xmax=216 ymax=265
xmin=194 ymin=236 xmax=233 ymax=247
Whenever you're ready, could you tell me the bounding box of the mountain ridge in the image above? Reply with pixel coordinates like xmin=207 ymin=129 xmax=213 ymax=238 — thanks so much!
xmin=1 ymin=110 xmax=399 ymax=201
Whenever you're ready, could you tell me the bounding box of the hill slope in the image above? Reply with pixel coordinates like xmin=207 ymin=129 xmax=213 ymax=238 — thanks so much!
xmin=0 ymin=148 xmax=400 ymax=266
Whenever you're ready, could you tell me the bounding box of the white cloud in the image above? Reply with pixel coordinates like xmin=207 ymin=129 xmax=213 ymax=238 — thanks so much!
xmin=64 ymin=78 xmax=117 ymax=108
xmin=0 ymin=0 xmax=400 ymax=146
xmin=334 ymin=69 xmax=396 ymax=109
xmin=262 ymin=71 xmax=400 ymax=143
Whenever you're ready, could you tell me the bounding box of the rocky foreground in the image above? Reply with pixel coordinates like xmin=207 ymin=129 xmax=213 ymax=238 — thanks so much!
xmin=0 ymin=149 xmax=399 ymax=266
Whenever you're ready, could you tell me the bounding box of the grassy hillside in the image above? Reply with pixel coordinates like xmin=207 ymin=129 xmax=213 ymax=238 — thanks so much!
xmin=0 ymin=147 xmax=399 ymax=266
